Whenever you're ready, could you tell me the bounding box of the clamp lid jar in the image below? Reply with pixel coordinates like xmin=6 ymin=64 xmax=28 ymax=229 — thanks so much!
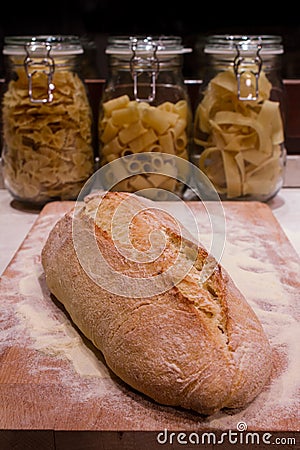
xmin=193 ymin=35 xmax=286 ymax=202
xmin=98 ymin=35 xmax=193 ymax=200
xmin=1 ymin=35 xmax=94 ymax=207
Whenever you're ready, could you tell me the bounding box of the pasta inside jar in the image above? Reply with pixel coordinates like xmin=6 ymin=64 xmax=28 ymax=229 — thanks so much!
xmin=99 ymin=95 xmax=190 ymax=198
xmin=98 ymin=35 xmax=193 ymax=200
xmin=193 ymin=35 xmax=286 ymax=202
xmin=194 ymin=69 xmax=285 ymax=200
xmin=1 ymin=35 xmax=94 ymax=207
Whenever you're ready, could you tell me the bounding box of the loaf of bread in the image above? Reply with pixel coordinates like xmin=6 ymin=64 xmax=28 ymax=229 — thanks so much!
xmin=41 ymin=191 xmax=272 ymax=415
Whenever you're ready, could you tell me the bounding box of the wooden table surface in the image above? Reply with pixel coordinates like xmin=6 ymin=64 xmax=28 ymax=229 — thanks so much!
xmin=0 ymin=200 xmax=299 ymax=449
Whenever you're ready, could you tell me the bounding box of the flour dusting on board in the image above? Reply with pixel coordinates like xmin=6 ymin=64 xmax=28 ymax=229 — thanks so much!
xmin=15 ymin=300 xmax=109 ymax=379
xmin=164 ymin=202 xmax=300 ymax=428
xmin=0 ymin=210 xmax=117 ymax=403
xmin=222 ymin=215 xmax=298 ymax=425
xmin=1 ymin=202 xmax=299 ymax=430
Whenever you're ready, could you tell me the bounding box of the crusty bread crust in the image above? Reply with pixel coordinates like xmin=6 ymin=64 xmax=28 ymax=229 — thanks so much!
xmin=41 ymin=191 xmax=272 ymax=415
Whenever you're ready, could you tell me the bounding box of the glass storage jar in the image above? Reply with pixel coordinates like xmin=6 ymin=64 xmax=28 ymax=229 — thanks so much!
xmin=193 ymin=35 xmax=286 ymax=201
xmin=1 ymin=35 xmax=95 ymax=207
xmin=98 ymin=35 xmax=192 ymax=200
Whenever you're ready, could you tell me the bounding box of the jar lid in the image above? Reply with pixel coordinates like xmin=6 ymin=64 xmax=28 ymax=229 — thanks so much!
xmin=204 ymin=35 xmax=283 ymax=55
xmin=105 ymin=35 xmax=192 ymax=56
xmin=3 ymin=35 xmax=84 ymax=56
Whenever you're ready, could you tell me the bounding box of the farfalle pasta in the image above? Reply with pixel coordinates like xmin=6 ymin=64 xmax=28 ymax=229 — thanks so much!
xmin=2 ymin=69 xmax=94 ymax=205
xmin=194 ymin=69 xmax=285 ymax=200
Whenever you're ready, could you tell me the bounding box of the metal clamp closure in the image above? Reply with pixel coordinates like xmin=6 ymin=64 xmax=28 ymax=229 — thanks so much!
xmin=24 ymin=43 xmax=55 ymax=103
xmin=130 ymin=41 xmax=159 ymax=102
xmin=233 ymin=44 xmax=262 ymax=101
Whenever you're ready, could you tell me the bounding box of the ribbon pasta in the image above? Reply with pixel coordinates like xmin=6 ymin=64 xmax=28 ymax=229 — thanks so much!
xmin=194 ymin=69 xmax=285 ymax=199
xmin=99 ymin=95 xmax=190 ymax=194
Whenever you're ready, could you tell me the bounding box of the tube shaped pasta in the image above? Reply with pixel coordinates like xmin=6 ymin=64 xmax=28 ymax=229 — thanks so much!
xmin=150 ymin=154 xmax=165 ymax=170
xmin=172 ymin=118 xmax=187 ymax=139
xmin=108 ymin=157 xmax=129 ymax=180
xmin=103 ymin=95 xmax=130 ymax=116
xmin=106 ymin=153 xmax=119 ymax=163
xmin=142 ymin=108 xmax=178 ymax=135
xmin=113 ymin=178 xmax=132 ymax=191
xmin=146 ymin=144 xmax=163 ymax=153
xmin=102 ymin=137 xmax=124 ymax=156
xmin=128 ymin=129 xmax=157 ymax=153
xmin=157 ymin=101 xmax=175 ymax=112
xmin=159 ymin=176 xmax=177 ymax=191
xmin=148 ymin=173 xmax=170 ymax=187
xmin=175 ymin=132 xmax=187 ymax=152
xmin=119 ymin=121 xmax=147 ymax=145
xmin=174 ymin=99 xmax=189 ymax=119
xmin=101 ymin=119 xmax=119 ymax=144
xmin=162 ymin=161 xmax=178 ymax=177
xmin=120 ymin=148 xmax=134 ymax=157
xmin=176 ymin=148 xmax=189 ymax=160
xmin=159 ymin=131 xmax=175 ymax=154
xmin=128 ymin=174 xmax=153 ymax=190
xmin=98 ymin=95 xmax=191 ymax=197
xmin=104 ymin=168 xmax=116 ymax=185
xmin=112 ymin=105 xmax=140 ymax=127
xmin=122 ymin=154 xmax=145 ymax=174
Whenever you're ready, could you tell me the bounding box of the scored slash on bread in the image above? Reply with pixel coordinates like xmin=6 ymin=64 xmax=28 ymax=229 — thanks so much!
xmin=41 ymin=191 xmax=272 ymax=415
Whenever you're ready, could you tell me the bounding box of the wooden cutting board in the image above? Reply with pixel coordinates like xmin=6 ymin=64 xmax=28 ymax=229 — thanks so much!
xmin=0 ymin=200 xmax=299 ymax=446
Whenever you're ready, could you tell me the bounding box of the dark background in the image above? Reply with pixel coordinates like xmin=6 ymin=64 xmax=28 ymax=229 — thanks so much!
xmin=0 ymin=1 xmax=300 ymax=80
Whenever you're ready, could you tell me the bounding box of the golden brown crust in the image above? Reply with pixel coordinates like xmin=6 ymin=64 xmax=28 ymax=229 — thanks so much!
xmin=41 ymin=191 xmax=272 ymax=415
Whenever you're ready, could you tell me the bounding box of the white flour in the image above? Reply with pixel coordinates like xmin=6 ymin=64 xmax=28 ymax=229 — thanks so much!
xmin=0 ymin=212 xmax=117 ymax=406
xmin=15 ymin=300 xmax=109 ymax=379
